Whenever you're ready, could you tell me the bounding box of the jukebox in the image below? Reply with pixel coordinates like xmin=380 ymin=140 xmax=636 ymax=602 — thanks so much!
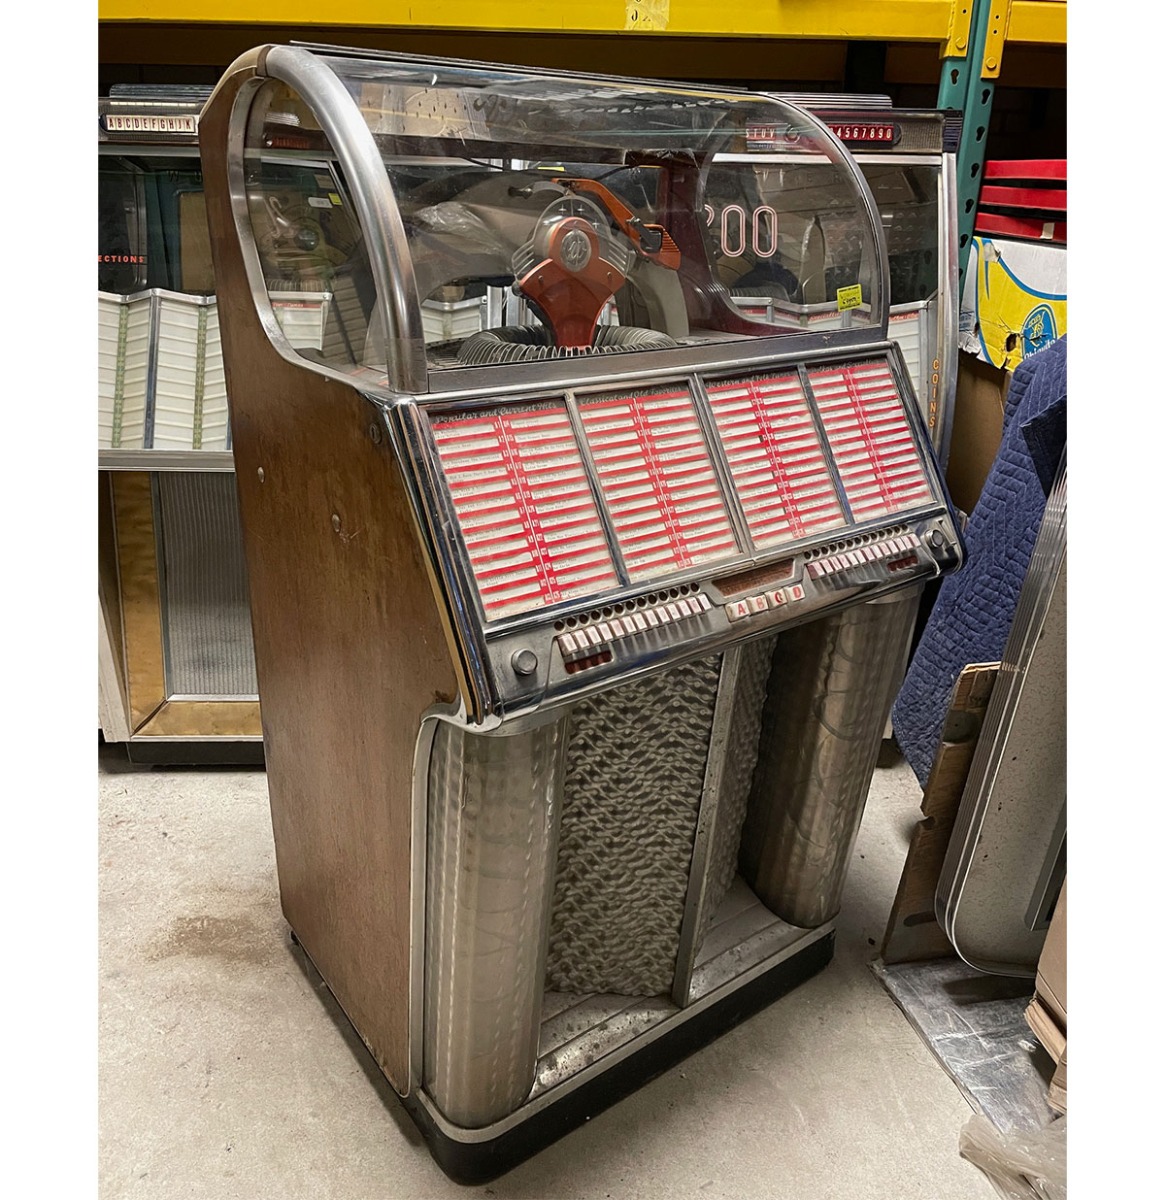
xmin=198 ymin=46 xmax=964 ymax=1181
xmin=97 ymin=86 xmax=265 ymax=759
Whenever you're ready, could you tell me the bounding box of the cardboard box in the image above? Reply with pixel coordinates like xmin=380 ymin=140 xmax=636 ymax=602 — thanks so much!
xmin=881 ymin=663 xmax=999 ymax=964
xmin=179 ymin=191 xmax=215 ymax=294
xmin=1024 ymin=881 xmax=1066 ymax=1112
xmin=1035 ymin=880 xmax=1066 ymax=1028
xmin=1048 ymin=1047 xmax=1066 ymax=1115
xmin=959 ymin=236 xmax=1067 ymax=372
xmin=1024 ymin=994 xmax=1065 ymax=1062
xmin=945 ymin=352 xmax=1008 ymax=516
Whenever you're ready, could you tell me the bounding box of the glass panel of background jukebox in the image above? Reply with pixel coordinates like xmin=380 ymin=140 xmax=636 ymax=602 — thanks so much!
xmin=709 ymin=105 xmax=957 ymax=460
xmin=98 ymin=103 xmax=260 ymax=709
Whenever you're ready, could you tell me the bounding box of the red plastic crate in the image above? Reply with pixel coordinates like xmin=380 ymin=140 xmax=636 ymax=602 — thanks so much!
xmin=976 ymin=159 xmax=1067 ymax=244
xmin=983 ymin=159 xmax=1066 ymax=182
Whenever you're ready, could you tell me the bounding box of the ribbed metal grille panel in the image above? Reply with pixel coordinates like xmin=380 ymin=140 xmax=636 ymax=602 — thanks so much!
xmin=156 ymin=472 xmax=258 ymax=698
xmin=697 ymin=635 xmax=777 ymax=945
xmin=741 ymin=590 xmax=919 ymax=928
xmin=545 ymin=656 xmax=721 ymax=996
xmin=424 ymin=718 xmax=568 ymax=1128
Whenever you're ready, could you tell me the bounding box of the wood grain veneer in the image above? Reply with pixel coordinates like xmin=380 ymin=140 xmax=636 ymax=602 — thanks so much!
xmin=200 ymin=52 xmax=462 ymax=1093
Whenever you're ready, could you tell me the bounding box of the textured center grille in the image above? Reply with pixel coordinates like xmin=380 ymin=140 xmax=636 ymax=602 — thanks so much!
xmin=545 ymin=656 xmax=722 ymax=996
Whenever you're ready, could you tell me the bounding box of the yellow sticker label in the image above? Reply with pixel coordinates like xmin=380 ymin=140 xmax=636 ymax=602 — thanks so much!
xmin=328 ymin=192 xmax=342 ymax=206
xmin=837 ymin=285 xmax=863 ymax=312
xmin=625 ymin=0 xmax=670 ymax=30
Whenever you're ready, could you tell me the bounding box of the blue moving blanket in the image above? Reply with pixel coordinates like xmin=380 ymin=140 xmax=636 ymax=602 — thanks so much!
xmin=892 ymin=336 xmax=1067 ymax=785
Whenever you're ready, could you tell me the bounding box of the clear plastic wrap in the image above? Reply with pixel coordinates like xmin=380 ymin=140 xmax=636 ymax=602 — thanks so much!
xmin=959 ymin=1114 xmax=1067 ymax=1200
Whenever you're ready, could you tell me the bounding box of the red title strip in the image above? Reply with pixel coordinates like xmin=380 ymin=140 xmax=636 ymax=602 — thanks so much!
xmin=433 ymin=406 xmax=617 ymax=619
xmin=706 ymin=372 xmax=845 ymax=548
xmin=580 ymin=388 xmax=736 ymax=580
xmin=809 ymin=362 xmax=932 ymax=520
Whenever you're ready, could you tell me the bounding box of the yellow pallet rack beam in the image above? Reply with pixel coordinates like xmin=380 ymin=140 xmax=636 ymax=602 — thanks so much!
xmin=99 ymin=1 xmax=1065 ymax=84
xmin=1008 ymin=1 xmax=1067 ymax=46
xmin=95 ymin=1 xmax=982 ymax=43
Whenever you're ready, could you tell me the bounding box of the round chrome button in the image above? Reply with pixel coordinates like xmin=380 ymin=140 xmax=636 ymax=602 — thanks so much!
xmin=511 ymin=649 xmax=539 ymax=676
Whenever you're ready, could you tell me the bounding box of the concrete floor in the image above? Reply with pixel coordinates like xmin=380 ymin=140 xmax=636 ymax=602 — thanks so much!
xmin=98 ymin=744 xmax=998 ymax=1200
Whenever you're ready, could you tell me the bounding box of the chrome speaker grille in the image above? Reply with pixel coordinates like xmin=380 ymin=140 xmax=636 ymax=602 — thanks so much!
xmin=741 ymin=589 xmax=920 ymax=927
xmin=424 ymin=716 xmax=570 ymax=1128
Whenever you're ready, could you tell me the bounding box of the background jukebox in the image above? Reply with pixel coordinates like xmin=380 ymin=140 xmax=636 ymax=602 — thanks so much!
xmin=198 ymin=46 xmax=964 ymax=1182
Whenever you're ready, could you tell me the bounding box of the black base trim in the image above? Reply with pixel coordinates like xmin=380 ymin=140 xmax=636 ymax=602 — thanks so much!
xmin=125 ymin=741 xmax=266 ymax=767
xmin=404 ymin=931 xmax=835 ymax=1185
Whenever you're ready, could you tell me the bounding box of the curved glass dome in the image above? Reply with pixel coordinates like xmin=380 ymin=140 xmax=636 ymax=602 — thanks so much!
xmin=234 ymin=47 xmax=887 ymax=392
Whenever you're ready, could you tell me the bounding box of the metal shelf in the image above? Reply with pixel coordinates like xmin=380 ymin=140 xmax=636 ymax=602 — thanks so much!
xmin=99 ymin=450 xmax=236 ymax=472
